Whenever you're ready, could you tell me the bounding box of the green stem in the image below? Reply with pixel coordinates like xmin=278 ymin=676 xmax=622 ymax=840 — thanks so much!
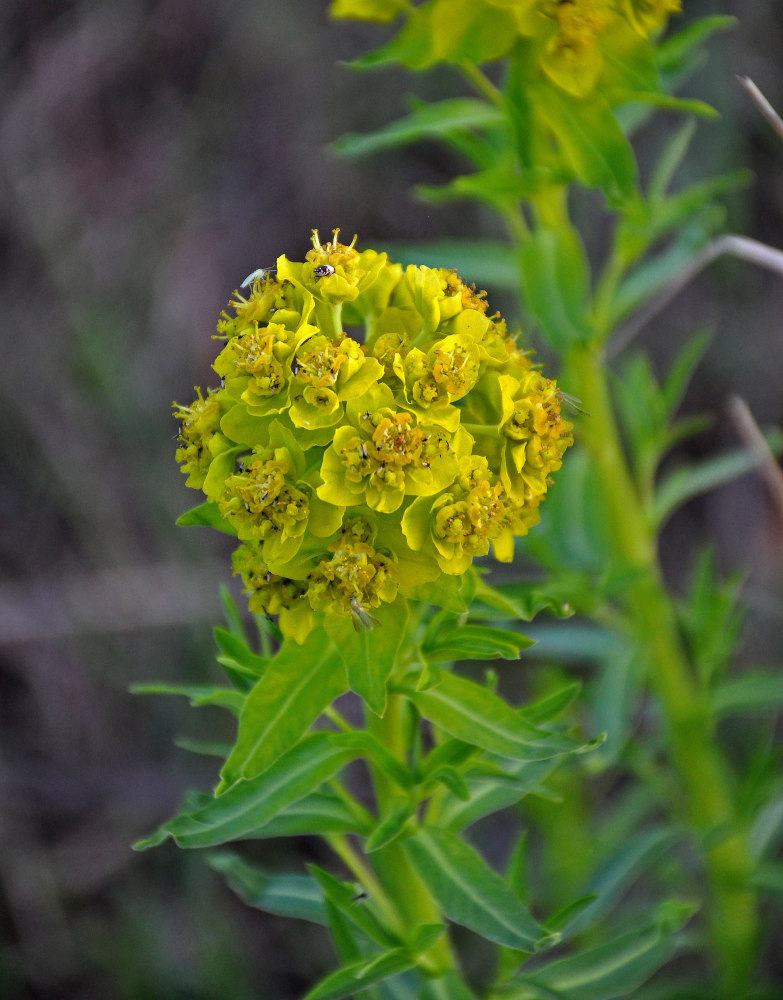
xmin=459 ymin=61 xmax=503 ymax=106
xmin=566 ymin=342 xmax=759 ymax=993
xmin=366 ymin=694 xmax=457 ymax=978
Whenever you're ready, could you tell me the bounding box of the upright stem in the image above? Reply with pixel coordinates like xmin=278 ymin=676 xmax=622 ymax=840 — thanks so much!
xmin=566 ymin=342 xmax=759 ymax=993
xmin=366 ymin=694 xmax=457 ymax=978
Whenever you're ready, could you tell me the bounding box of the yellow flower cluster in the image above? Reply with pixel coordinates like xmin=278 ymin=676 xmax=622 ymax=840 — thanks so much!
xmin=174 ymin=232 xmax=573 ymax=642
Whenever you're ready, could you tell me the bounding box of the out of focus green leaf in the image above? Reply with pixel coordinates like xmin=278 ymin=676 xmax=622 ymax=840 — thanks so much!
xmin=333 ymin=98 xmax=503 ymax=157
xmin=207 ymin=853 xmax=327 ymax=924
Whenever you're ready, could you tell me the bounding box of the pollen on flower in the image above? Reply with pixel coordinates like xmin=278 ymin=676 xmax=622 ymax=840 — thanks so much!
xmin=174 ymin=231 xmax=574 ymax=641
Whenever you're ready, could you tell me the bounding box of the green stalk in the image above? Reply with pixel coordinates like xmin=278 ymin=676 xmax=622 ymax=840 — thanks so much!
xmin=366 ymin=694 xmax=457 ymax=980
xmin=566 ymin=342 xmax=759 ymax=993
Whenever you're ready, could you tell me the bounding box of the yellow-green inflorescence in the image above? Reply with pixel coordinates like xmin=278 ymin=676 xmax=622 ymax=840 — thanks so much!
xmin=174 ymin=231 xmax=573 ymax=642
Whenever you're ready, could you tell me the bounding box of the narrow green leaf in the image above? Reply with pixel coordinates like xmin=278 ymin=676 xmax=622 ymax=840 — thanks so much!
xmin=507 ymin=924 xmax=677 ymax=1000
xmin=711 ymin=671 xmax=783 ymax=719
xmin=303 ymin=950 xmax=415 ymax=1000
xmin=207 ymin=852 xmax=326 ymax=924
xmin=564 ymin=828 xmax=677 ymax=936
xmin=331 ymin=731 xmax=415 ymax=791
xmin=326 ymin=601 xmax=408 ymax=715
xmin=653 ymin=432 xmax=783 ymax=529
xmin=506 ymin=832 xmax=529 ymax=903
xmin=402 ymin=827 xmax=548 ymax=950
xmin=533 ymin=85 xmax=637 ymax=204
xmin=614 ymin=91 xmax=718 ymax=119
xmin=134 ymin=733 xmax=357 ymax=850
xmin=469 ymin=578 xmax=574 ymax=623
xmin=220 ymin=630 xmax=347 ymax=787
xmin=213 ymin=626 xmax=268 ymax=676
xmin=438 ymin=759 xmax=559 ymax=832
xmin=521 ymin=684 xmax=582 ymax=726
xmin=400 ymin=671 xmax=575 ymax=761
xmin=324 ymin=900 xmax=363 ymax=966
xmin=130 ymin=682 xmax=244 ymax=715
xmin=422 ymin=624 xmax=534 ymax=663
xmin=308 ymin=865 xmax=398 ymax=949
xmin=242 ymin=791 xmax=366 ymax=840
xmin=176 ymin=501 xmax=237 ymax=535
xmin=545 ymin=895 xmax=599 ymax=934
xmin=656 ymin=16 xmax=737 ymax=76
xmin=365 ymin=799 xmax=417 ymax=853
xmin=333 ymin=98 xmax=503 ymax=157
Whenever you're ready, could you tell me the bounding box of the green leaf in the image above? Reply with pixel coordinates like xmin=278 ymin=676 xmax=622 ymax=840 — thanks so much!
xmin=506 ymin=923 xmax=679 ymax=1000
xmin=400 ymin=671 xmax=575 ymax=761
xmin=521 ymin=684 xmax=582 ymax=727
xmin=219 ymin=629 xmax=347 ymax=787
xmin=653 ymin=431 xmax=783 ymax=529
xmin=324 ymin=900 xmax=363 ymax=966
xmin=213 ymin=626 xmax=269 ymax=678
xmin=437 ymin=759 xmax=559 ymax=832
xmin=422 ymin=624 xmax=534 ymax=663
xmin=613 ymin=92 xmax=717 ymax=119
xmin=241 ymin=791 xmax=366 ymax=840
xmin=365 ymin=798 xmax=417 ymax=853
xmin=331 ymin=731 xmax=415 ymax=791
xmin=647 ymin=118 xmax=697 ymax=202
xmin=176 ymin=501 xmax=237 ymax=535
xmin=303 ymin=950 xmax=415 ymax=1000
xmin=130 ymin=682 xmax=245 ymax=715
xmin=533 ymin=84 xmax=637 ymax=204
xmin=380 ymin=239 xmax=518 ymax=291
xmin=326 ymin=601 xmax=409 ymax=715
xmin=207 ymin=852 xmax=326 ymax=924
xmin=544 ymin=895 xmax=599 ymax=935
xmin=333 ymin=98 xmax=503 ymax=158
xmin=402 ymin=827 xmax=548 ymax=950
xmin=656 ymin=16 xmax=737 ymax=77
xmin=710 ymin=671 xmax=783 ymax=719
xmin=564 ymin=828 xmax=677 ymax=936
xmin=134 ymin=733 xmax=358 ymax=850
xmin=519 ymin=228 xmax=593 ymax=350
xmin=309 ymin=865 xmax=397 ymax=949
xmin=469 ymin=577 xmax=574 ymax=623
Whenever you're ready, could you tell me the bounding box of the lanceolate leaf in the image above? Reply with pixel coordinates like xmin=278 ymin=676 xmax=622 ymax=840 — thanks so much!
xmin=332 ymin=98 xmax=503 ymax=158
xmin=303 ymin=949 xmax=415 ymax=1000
xmin=220 ymin=630 xmax=347 ymax=787
xmin=533 ymin=84 xmax=637 ymax=204
xmin=437 ymin=759 xmax=559 ymax=832
xmin=400 ymin=671 xmax=576 ymax=761
xmin=504 ymin=924 xmax=679 ymax=1000
xmin=134 ymin=733 xmax=358 ymax=850
xmin=207 ymin=853 xmax=327 ymax=924
xmin=238 ymin=791 xmax=367 ymax=840
xmin=130 ymin=682 xmax=244 ymax=715
xmin=711 ymin=671 xmax=783 ymax=718
xmin=422 ymin=623 xmax=534 ymax=663
xmin=402 ymin=827 xmax=548 ymax=950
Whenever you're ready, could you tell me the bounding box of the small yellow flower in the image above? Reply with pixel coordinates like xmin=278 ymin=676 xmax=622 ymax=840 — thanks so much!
xmin=173 ymin=388 xmax=222 ymax=488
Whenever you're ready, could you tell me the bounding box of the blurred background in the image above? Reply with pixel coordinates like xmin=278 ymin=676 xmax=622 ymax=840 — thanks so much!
xmin=0 ymin=1 xmax=781 ymax=997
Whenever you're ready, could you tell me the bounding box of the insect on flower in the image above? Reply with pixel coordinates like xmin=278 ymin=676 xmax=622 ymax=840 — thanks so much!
xmin=241 ymin=266 xmax=277 ymax=288
xmin=350 ymin=596 xmax=381 ymax=632
xmin=558 ymin=390 xmax=591 ymax=417
xmin=313 ymin=264 xmax=336 ymax=278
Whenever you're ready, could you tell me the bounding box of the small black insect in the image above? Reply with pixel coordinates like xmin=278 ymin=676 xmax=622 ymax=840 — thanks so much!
xmin=313 ymin=264 xmax=335 ymax=278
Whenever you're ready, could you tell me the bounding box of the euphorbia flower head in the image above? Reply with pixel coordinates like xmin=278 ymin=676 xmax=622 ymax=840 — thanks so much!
xmin=174 ymin=231 xmax=573 ymax=641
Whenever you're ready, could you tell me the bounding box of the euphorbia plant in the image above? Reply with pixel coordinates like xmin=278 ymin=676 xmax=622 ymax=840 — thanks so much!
xmin=136 ymin=2 xmax=782 ymax=998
